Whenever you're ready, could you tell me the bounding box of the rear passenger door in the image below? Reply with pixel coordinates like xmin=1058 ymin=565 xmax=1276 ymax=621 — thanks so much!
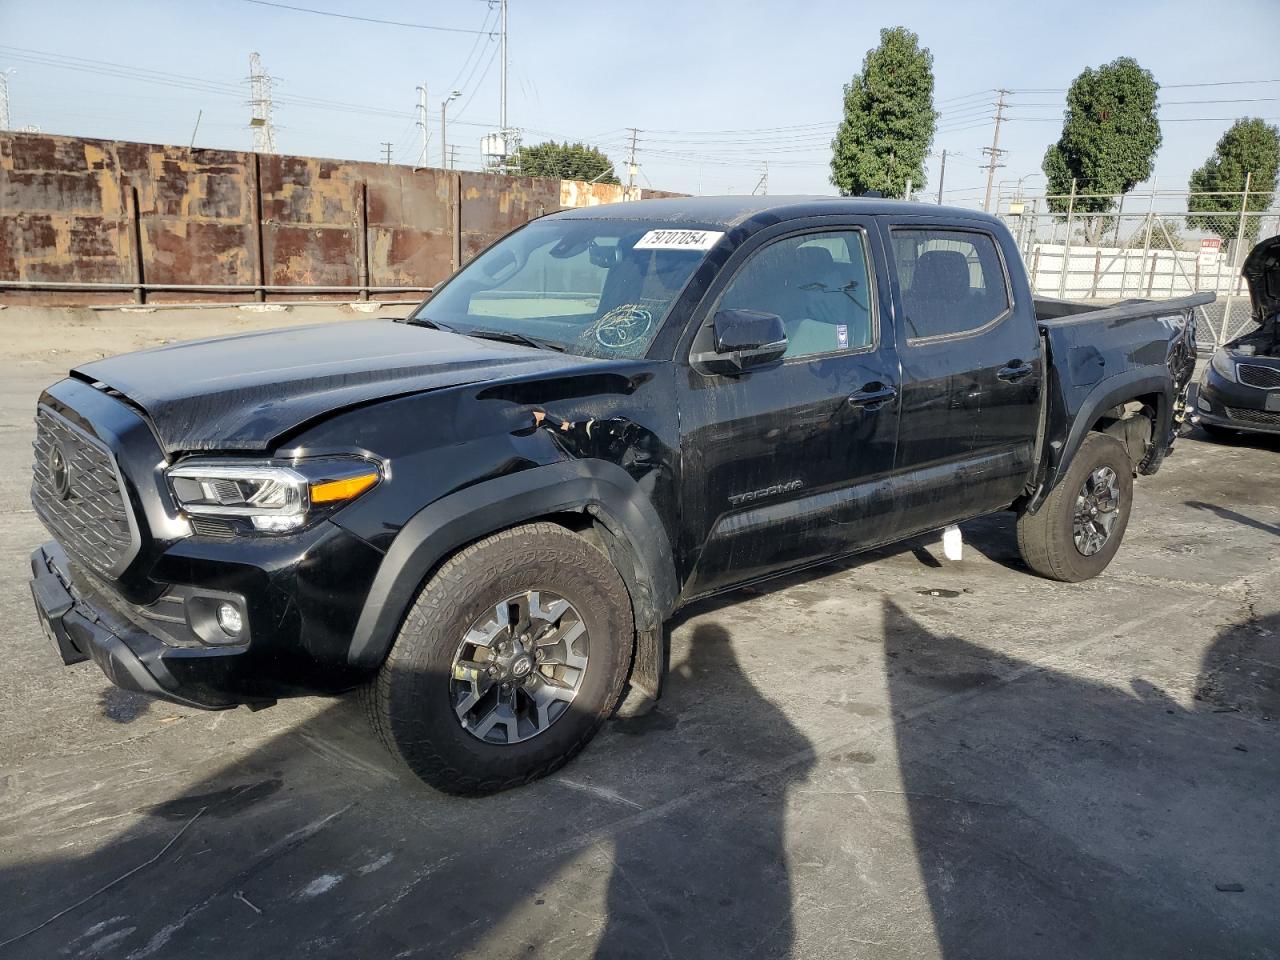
xmin=884 ymin=222 xmax=1042 ymax=535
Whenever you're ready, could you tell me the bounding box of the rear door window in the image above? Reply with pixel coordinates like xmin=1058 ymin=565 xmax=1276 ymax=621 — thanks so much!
xmin=891 ymin=229 xmax=1011 ymax=341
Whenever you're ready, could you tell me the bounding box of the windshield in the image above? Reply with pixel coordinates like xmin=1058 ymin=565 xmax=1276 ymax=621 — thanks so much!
xmin=409 ymin=219 xmax=722 ymax=359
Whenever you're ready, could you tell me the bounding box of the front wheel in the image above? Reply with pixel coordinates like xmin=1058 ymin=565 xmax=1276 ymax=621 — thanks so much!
xmin=1016 ymin=432 xmax=1134 ymax=582
xmin=361 ymin=522 xmax=634 ymax=795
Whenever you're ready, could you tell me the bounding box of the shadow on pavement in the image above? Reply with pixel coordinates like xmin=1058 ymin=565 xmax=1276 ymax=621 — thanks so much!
xmin=5 ymin=567 xmax=1277 ymax=958
xmin=885 ymin=600 xmax=1280 ymax=959
xmin=1185 ymin=499 xmax=1280 ymax=538
xmin=1 ymin=621 xmax=814 ymax=959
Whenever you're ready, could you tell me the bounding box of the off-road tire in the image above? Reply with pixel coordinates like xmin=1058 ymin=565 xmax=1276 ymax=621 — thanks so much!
xmin=361 ymin=522 xmax=634 ymax=795
xmin=1016 ymin=432 xmax=1134 ymax=583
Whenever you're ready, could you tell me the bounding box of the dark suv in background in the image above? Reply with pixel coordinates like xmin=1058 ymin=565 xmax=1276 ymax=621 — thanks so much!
xmin=1196 ymin=235 xmax=1280 ymax=438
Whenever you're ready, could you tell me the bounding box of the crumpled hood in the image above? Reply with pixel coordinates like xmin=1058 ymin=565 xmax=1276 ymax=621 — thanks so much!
xmin=74 ymin=319 xmax=598 ymax=454
xmin=1242 ymin=234 xmax=1280 ymax=326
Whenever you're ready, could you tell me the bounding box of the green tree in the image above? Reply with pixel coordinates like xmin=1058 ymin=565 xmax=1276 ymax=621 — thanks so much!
xmin=830 ymin=26 xmax=937 ymax=198
xmin=512 ymin=141 xmax=618 ymax=183
xmin=1186 ymin=117 xmax=1280 ymax=245
xmin=1042 ymin=57 xmax=1162 ymax=242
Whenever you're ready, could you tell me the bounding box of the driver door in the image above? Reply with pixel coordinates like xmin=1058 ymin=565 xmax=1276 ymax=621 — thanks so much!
xmin=675 ymin=218 xmax=901 ymax=600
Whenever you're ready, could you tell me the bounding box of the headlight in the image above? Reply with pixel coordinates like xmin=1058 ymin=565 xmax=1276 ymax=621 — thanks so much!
xmin=1210 ymin=349 xmax=1238 ymax=383
xmin=167 ymin=458 xmax=380 ymax=534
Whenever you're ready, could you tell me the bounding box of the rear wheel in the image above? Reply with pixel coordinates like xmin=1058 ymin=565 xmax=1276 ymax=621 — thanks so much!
xmin=1016 ymin=432 xmax=1133 ymax=582
xmin=362 ymin=522 xmax=634 ymax=795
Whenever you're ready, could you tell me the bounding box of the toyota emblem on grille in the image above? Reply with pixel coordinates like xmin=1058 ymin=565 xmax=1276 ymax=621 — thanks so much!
xmin=48 ymin=443 xmax=73 ymax=500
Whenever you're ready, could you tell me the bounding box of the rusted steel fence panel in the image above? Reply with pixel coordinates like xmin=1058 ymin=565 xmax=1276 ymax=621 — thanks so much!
xmin=0 ymin=132 xmax=685 ymax=305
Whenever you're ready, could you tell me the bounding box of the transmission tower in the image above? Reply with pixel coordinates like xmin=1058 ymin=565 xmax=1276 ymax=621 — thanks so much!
xmin=246 ymin=52 xmax=278 ymax=154
xmin=0 ymin=71 xmax=12 ymax=131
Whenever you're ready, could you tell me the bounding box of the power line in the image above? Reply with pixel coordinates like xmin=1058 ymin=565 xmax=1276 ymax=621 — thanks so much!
xmin=936 ymin=88 xmax=996 ymax=106
xmin=452 ymin=39 xmax=500 ymax=120
xmin=0 ymin=45 xmax=509 ymax=131
xmin=1010 ymin=115 xmax=1280 ymax=123
xmin=237 ymin=0 xmax=490 ymax=34
xmin=444 ymin=3 xmax=499 ymax=95
xmin=1010 ymin=78 xmax=1280 ymax=94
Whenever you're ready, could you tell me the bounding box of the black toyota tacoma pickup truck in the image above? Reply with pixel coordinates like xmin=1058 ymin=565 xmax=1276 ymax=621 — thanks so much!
xmin=29 ymin=197 xmax=1207 ymax=794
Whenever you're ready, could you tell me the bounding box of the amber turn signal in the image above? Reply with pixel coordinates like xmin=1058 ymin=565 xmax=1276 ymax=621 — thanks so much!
xmin=309 ymin=471 xmax=379 ymax=504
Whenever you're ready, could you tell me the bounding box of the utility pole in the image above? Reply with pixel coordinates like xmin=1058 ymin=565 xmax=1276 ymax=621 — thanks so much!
xmin=752 ymin=160 xmax=769 ymax=196
xmin=381 ymin=142 xmax=394 ymax=165
xmin=499 ymin=0 xmax=510 ymax=168
xmin=246 ymin=52 xmax=277 ymax=154
xmin=936 ymin=149 xmax=947 ymax=204
xmin=415 ymin=82 xmax=429 ymax=167
xmin=625 ymin=127 xmax=639 ymax=200
xmin=448 ymin=145 xmax=458 ymax=170
xmin=441 ymin=90 xmax=461 ymax=168
xmin=981 ymin=89 xmax=1009 ymax=212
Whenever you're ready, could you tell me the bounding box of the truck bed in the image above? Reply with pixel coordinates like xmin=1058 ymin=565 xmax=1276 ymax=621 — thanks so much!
xmin=1033 ymin=292 xmax=1215 ymax=326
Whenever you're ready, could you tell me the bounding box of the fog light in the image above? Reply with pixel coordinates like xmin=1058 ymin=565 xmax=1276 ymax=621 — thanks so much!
xmin=1197 ymin=395 xmax=1212 ymax=413
xmin=216 ymin=602 xmax=244 ymax=637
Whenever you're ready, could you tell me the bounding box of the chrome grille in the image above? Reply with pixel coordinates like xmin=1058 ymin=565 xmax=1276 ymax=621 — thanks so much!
xmin=1238 ymin=363 xmax=1280 ymax=390
xmin=1225 ymin=406 xmax=1280 ymax=427
xmin=31 ymin=406 xmax=138 ymax=576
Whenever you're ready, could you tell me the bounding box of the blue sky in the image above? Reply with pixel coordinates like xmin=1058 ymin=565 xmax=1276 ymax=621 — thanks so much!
xmin=2 ymin=0 xmax=1277 ymax=206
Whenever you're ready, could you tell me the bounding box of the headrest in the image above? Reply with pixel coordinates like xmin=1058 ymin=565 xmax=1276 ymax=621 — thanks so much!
xmin=912 ymin=250 xmax=971 ymax=299
xmin=795 ymin=246 xmax=837 ymax=275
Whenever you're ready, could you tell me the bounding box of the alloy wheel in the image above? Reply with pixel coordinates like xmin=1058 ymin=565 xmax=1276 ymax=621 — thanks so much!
xmin=450 ymin=591 xmax=590 ymax=744
xmin=1073 ymin=466 xmax=1121 ymax=556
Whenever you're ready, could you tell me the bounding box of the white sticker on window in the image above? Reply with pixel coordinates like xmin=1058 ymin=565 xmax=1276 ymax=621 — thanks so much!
xmin=633 ymin=229 xmax=724 ymax=251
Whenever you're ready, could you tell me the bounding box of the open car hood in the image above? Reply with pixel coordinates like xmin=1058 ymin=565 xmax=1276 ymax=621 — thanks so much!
xmin=74 ymin=319 xmax=595 ymax=455
xmin=1242 ymin=234 xmax=1280 ymax=327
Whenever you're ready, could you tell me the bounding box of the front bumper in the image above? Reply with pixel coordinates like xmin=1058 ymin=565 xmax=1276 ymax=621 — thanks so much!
xmin=30 ymin=542 xmax=243 ymax=709
xmin=1197 ymin=369 xmax=1280 ymax=435
xmin=31 ymin=520 xmax=385 ymax=709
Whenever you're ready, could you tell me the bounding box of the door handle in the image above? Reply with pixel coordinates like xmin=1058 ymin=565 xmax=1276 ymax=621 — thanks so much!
xmin=847 ymin=383 xmax=898 ymax=409
xmin=997 ymin=361 xmax=1034 ymax=383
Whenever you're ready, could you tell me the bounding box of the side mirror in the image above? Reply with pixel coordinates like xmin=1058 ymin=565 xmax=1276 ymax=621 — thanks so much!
xmin=692 ymin=309 xmax=788 ymax=375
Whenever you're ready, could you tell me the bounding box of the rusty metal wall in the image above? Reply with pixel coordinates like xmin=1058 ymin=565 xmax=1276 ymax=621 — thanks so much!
xmin=0 ymin=132 xmax=682 ymax=304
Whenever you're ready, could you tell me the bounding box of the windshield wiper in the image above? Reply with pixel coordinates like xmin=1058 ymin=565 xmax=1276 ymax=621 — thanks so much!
xmin=403 ymin=316 xmax=457 ymax=332
xmin=464 ymin=328 xmax=566 ymax=352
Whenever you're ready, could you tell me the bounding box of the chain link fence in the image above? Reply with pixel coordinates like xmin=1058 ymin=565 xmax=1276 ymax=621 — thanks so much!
xmin=997 ymin=188 xmax=1279 ymax=350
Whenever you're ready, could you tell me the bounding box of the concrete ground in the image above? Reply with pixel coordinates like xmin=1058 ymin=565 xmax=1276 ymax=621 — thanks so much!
xmin=1 ymin=305 xmax=1278 ymax=960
